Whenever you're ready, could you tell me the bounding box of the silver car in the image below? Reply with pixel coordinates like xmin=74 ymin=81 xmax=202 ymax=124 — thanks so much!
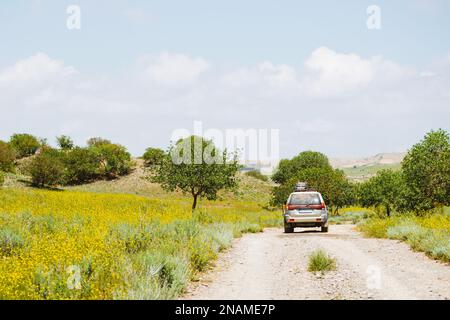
xmin=283 ymin=191 xmax=329 ymax=233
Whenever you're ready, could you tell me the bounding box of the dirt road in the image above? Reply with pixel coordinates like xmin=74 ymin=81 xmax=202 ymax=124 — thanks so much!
xmin=183 ymin=225 xmax=450 ymax=300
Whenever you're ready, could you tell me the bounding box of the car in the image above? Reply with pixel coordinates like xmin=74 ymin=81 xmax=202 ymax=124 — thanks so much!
xmin=283 ymin=188 xmax=329 ymax=233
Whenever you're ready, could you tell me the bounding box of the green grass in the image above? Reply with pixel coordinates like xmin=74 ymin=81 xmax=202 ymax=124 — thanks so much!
xmin=357 ymin=210 xmax=450 ymax=263
xmin=307 ymin=249 xmax=337 ymax=273
xmin=329 ymin=207 xmax=375 ymax=225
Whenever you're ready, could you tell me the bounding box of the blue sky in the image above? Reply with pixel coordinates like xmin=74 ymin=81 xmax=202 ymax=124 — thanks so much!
xmin=1 ymin=0 xmax=450 ymax=160
xmin=2 ymin=0 xmax=449 ymax=70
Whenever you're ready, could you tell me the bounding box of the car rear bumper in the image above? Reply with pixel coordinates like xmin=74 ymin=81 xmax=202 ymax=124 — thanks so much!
xmin=284 ymin=212 xmax=328 ymax=227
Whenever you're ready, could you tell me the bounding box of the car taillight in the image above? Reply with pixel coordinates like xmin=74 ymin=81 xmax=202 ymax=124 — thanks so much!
xmin=321 ymin=203 xmax=326 ymax=209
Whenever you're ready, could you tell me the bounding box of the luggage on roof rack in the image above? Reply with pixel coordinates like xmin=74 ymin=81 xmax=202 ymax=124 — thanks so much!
xmin=294 ymin=182 xmax=308 ymax=192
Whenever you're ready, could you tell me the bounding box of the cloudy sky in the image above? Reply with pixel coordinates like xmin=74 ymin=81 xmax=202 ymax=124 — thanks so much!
xmin=1 ymin=0 xmax=449 ymax=159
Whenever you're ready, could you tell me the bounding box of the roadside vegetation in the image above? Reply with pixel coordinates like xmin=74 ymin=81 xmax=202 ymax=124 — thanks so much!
xmin=271 ymin=129 xmax=450 ymax=263
xmin=0 ymin=188 xmax=280 ymax=299
xmin=307 ymin=249 xmax=337 ymax=273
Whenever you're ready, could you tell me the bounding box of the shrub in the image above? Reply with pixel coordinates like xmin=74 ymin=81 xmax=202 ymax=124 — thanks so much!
xmin=28 ymin=147 xmax=65 ymax=187
xmin=56 ymin=135 xmax=74 ymax=150
xmin=142 ymin=147 xmax=165 ymax=167
xmin=307 ymin=249 xmax=337 ymax=273
xmin=0 ymin=228 xmax=25 ymax=256
xmin=0 ymin=141 xmax=15 ymax=172
xmin=0 ymin=171 xmax=4 ymax=187
xmin=245 ymin=170 xmax=269 ymax=182
xmin=89 ymin=142 xmax=132 ymax=179
xmin=9 ymin=133 xmax=41 ymax=158
xmin=386 ymin=221 xmax=450 ymax=262
xmin=63 ymin=147 xmax=99 ymax=184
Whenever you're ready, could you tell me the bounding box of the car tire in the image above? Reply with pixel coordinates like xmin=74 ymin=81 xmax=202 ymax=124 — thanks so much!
xmin=284 ymin=226 xmax=294 ymax=233
xmin=321 ymin=226 xmax=328 ymax=233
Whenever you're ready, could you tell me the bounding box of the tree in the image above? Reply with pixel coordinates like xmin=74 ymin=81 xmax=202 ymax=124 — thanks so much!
xmin=401 ymin=129 xmax=450 ymax=210
xmin=358 ymin=169 xmax=406 ymax=216
xmin=151 ymin=136 xmax=240 ymax=210
xmin=28 ymin=147 xmax=65 ymax=188
xmin=0 ymin=171 xmax=4 ymax=187
xmin=89 ymin=142 xmax=132 ymax=178
xmin=87 ymin=137 xmax=112 ymax=147
xmin=272 ymin=151 xmax=331 ymax=184
xmin=9 ymin=133 xmax=41 ymax=158
xmin=142 ymin=147 xmax=166 ymax=167
xmin=0 ymin=141 xmax=15 ymax=172
xmin=270 ymin=165 xmax=355 ymax=212
xmin=56 ymin=135 xmax=74 ymax=150
xmin=63 ymin=147 xmax=99 ymax=184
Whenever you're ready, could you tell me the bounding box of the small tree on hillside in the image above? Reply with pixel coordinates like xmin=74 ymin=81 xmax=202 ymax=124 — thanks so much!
xmin=142 ymin=147 xmax=166 ymax=167
xmin=0 ymin=141 xmax=15 ymax=172
xmin=9 ymin=133 xmax=41 ymax=158
xmin=28 ymin=147 xmax=65 ymax=188
xmin=56 ymin=135 xmax=74 ymax=150
xmin=150 ymin=136 xmax=240 ymax=210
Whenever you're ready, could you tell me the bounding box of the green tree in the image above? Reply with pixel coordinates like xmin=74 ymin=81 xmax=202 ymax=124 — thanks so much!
xmin=401 ymin=129 xmax=450 ymax=210
xmin=63 ymin=147 xmax=99 ymax=184
xmin=0 ymin=171 xmax=4 ymax=187
xmin=271 ymin=165 xmax=355 ymax=212
xmin=89 ymin=142 xmax=132 ymax=179
xmin=87 ymin=137 xmax=112 ymax=147
xmin=9 ymin=133 xmax=41 ymax=158
xmin=272 ymin=151 xmax=331 ymax=184
xmin=151 ymin=136 xmax=240 ymax=210
xmin=0 ymin=140 xmax=15 ymax=172
xmin=56 ymin=135 xmax=74 ymax=150
xmin=28 ymin=147 xmax=65 ymax=188
xmin=358 ymin=169 xmax=407 ymax=216
xmin=142 ymin=147 xmax=166 ymax=167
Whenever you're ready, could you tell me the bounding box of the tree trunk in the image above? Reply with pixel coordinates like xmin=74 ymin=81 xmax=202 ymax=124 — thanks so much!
xmin=192 ymin=194 xmax=198 ymax=211
xmin=386 ymin=204 xmax=391 ymax=217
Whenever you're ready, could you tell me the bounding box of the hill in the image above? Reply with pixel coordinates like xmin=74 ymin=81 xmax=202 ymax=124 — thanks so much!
xmin=330 ymin=152 xmax=405 ymax=181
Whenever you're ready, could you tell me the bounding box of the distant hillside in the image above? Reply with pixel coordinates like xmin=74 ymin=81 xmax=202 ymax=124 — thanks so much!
xmin=331 ymin=152 xmax=405 ymax=182
xmin=330 ymin=152 xmax=406 ymax=168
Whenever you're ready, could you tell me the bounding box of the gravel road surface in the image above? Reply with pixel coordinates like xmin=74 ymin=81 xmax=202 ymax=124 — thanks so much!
xmin=183 ymin=225 xmax=450 ymax=300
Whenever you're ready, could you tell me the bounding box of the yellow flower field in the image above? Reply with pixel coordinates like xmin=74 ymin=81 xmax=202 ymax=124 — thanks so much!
xmin=0 ymin=189 xmax=281 ymax=299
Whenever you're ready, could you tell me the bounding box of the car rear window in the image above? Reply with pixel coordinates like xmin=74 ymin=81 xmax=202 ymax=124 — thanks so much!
xmin=289 ymin=193 xmax=321 ymax=205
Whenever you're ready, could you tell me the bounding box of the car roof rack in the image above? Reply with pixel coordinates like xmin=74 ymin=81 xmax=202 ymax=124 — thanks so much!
xmin=294 ymin=182 xmax=308 ymax=192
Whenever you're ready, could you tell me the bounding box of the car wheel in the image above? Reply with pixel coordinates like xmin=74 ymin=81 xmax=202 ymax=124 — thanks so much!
xmin=321 ymin=226 xmax=328 ymax=233
xmin=284 ymin=226 xmax=294 ymax=233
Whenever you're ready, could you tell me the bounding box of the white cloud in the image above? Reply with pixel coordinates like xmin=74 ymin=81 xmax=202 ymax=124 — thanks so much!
xmin=0 ymin=53 xmax=76 ymax=87
xmin=1 ymin=49 xmax=449 ymax=159
xmin=303 ymin=47 xmax=375 ymax=96
xmin=140 ymin=52 xmax=210 ymax=86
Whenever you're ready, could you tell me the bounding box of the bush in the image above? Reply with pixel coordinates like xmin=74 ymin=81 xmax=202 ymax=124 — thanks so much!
xmin=307 ymin=249 xmax=337 ymax=273
xmin=56 ymin=135 xmax=74 ymax=150
xmin=89 ymin=142 xmax=132 ymax=179
xmin=9 ymin=133 xmax=41 ymax=158
xmin=0 ymin=171 xmax=4 ymax=187
xmin=28 ymin=147 xmax=65 ymax=187
xmin=386 ymin=221 xmax=450 ymax=262
xmin=0 ymin=228 xmax=25 ymax=256
xmin=0 ymin=141 xmax=15 ymax=172
xmin=142 ymin=147 xmax=165 ymax=167
xmin=245 ymin=170 xmax=269 ymax=182
xmin=63 ymin=147 xmax=99 ymax=184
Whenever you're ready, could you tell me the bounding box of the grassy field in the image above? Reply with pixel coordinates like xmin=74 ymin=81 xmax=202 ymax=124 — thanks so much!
xmin=0 ymin=174 xmax=280 ymax=299
xmin=357 ymin=208 xmax=450 ymax=263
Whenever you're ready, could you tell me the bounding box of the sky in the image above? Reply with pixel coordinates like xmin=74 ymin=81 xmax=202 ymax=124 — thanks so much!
xmin=1 ymin=0 xmax=449 ymax=160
